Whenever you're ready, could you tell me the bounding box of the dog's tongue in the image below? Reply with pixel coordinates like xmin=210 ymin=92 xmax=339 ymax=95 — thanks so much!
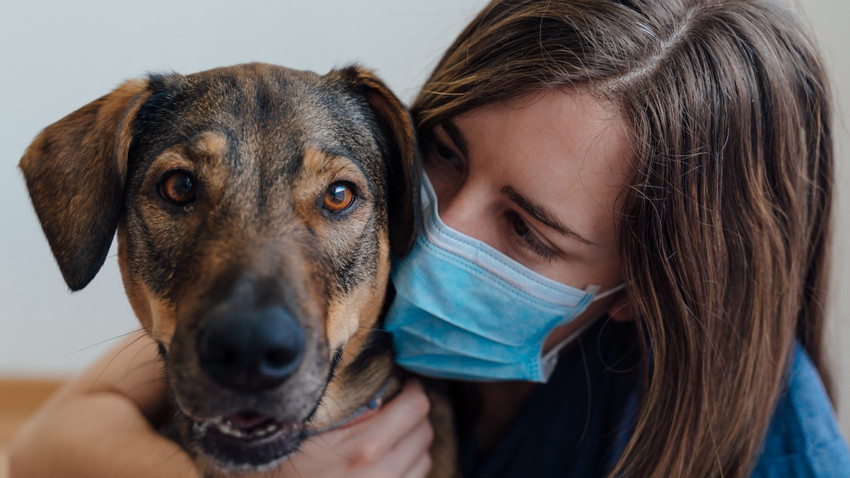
xmin=224 ymin=411 xmax=272 ymax=430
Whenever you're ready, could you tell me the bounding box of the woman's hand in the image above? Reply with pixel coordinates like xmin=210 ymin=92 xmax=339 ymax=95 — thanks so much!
xmin=9 ymin=333 xmax=434 ymax=478
xmin=258 ymin=378 xmax=435 ymax=478
xmin=9 ymin=333 xmax=196 ymax=478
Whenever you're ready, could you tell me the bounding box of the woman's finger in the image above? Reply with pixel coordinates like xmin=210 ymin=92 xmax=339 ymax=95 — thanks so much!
xmin=267 ymin=378 xmax=433 ymax=478
xmin=381 ymin=413 xmax=434 ymax=478
xmin=335 ymin=378 xmax=431 ymax=465
xmin=403 ymin=452 xmax=435 ymax=478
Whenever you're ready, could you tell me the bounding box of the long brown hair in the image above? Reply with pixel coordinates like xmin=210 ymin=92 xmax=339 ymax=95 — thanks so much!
xmin=412 ymin=0 xmax=834 ymax=476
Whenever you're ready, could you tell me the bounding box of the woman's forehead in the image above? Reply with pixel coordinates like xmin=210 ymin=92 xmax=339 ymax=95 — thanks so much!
xmin=452 ymin=90 xmax=632 ymax=221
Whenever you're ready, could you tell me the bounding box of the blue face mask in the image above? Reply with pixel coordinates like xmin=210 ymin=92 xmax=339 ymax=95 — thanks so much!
xmin=384 ymin=175 xmax=624 ymax=383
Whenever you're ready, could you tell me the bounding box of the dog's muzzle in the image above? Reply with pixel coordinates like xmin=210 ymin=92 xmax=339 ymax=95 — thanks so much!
xmin=182 ymin=304 xmax=310 ymax=470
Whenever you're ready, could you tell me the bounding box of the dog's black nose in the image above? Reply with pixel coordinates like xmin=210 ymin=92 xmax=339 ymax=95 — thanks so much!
xmin=197 ymin=306 xmax=304 ymax=392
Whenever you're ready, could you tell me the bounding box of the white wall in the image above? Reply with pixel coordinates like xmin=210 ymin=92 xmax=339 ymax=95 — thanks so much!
xmin=1 ymin=0 xmax=847 ymax=436
xmin=0 ymin=0 xmax=490 ymax=379
xmin=803 ymin=0 xmax=850 ymax=441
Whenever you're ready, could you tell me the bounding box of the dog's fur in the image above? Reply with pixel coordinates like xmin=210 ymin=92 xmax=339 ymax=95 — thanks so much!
xmin=20 ymin=62 xmax=455 ymax=477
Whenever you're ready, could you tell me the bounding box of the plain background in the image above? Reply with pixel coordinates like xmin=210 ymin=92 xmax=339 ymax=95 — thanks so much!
xmin=1 ymin=0 xmax=848 ymax=439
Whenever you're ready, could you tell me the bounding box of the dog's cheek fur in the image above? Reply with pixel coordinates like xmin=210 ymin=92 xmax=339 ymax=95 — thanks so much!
xmin=325 ymin=233 xmax=390 ymax=350
xmin=290 ymin=149 xmax=390 ymax=349
xmin=117 ymin=220 xmax=188 ymax=351
xmin=309 ymin=237 xmax=392 ymax=429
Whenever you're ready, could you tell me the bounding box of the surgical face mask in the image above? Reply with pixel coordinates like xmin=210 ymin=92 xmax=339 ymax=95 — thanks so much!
xmin=384 ymin=175 xmax=624 ymax=383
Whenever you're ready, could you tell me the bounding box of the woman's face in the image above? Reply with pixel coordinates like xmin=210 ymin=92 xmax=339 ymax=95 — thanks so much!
xmin=424 ymin=90 xmax=634 ymax=347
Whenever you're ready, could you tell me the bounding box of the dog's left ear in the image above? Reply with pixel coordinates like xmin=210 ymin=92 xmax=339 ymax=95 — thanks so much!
xmin=19 ymin=79 xmax=151 ymax=291
xmin=333 ymin=66 xmax=421 ymax=257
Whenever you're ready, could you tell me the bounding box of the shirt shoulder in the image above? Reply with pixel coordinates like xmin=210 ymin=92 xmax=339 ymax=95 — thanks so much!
xmin=752 ymin=343 xmax=850 ymax=478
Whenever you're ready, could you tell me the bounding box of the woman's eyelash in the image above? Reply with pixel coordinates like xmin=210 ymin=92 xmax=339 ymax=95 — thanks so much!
xmin=434 ymin=142 xmax=457 ymax=161
xmin=427 ymin=137 xmax=462 ymax=165
xmin=507 ymin=212 xmax=557 ymax=261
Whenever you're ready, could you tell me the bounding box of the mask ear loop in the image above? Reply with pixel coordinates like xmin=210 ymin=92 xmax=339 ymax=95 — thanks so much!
xmin=590 ymin=283 xmax=626 ymax=303
xmin=539 ymin=283 xmax=627 ymax=380
xmin=539 ymin=317 xmax=596 ymax=380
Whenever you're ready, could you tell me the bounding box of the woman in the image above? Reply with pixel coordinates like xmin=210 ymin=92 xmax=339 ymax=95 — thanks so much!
xmin=11 ymin=0 xmax=849 ymax=476
xmin=392 ymin=0 xmax=849 ymax=476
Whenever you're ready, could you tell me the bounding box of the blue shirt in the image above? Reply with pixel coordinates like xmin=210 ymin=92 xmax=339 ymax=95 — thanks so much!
xmin=456 ymin=320 xmax=850 ymax=477
xmin=753 ymin=342 xmax=850 ymax=477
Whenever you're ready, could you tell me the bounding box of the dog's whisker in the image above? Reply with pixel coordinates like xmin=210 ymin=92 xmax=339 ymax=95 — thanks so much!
xmin=146 ymin=442 xmax=191 ymax=474
xmin=149 ymin=451 xmax=181 ymax=473
xmin=125 ymin=377 xmax=169 ymax=394
xmin=60 ymin=328 xmax=146 ymax=359
xmin=125 ymin=357 xmax=160 ymax=371
xmin=284 ymin=458 xmax=305 ymax=478
xmin=268 ymin=466 xmax=286 ymax=478
xmin=87 ymin=331 xmax=149 ymax=392
xmin=301 ymin=434 xmax=347 ymax=459
xmin=125 ymin=343 xmax=163 ymax=376
xmin=123 ymin=365 xmax=167 ymax=390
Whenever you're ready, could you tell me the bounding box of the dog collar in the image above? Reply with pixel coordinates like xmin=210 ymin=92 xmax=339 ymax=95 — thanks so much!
xmin=307 ymin=376 xmax=393 ymax=435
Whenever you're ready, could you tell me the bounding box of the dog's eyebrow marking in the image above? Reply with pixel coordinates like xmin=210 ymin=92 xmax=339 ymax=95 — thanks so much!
xmin=302 ymin=148 xmax=332 ymax=176
xmin=301 ymin=148 xmax=376 ymax=197
xmin=303 ymin=148 xmax=362 ymax=174
xmin=190 ymin=131 xmax=228 ymax=156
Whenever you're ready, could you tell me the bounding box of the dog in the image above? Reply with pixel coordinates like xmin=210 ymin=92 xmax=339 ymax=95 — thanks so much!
xmin=19 ymin=62 xmax=456 ymax=477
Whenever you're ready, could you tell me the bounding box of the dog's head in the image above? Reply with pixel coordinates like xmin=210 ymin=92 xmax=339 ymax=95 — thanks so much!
xmin=19 ymin=63 xmax=419 ymax=473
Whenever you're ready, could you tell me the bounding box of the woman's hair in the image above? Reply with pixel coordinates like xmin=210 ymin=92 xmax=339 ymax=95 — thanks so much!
xmin=412 ymin=0 xmax=833 ymax=476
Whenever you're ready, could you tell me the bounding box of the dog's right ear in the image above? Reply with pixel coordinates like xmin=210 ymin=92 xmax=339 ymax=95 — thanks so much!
xmin=19 ymin=79 xmax=151 ymax=291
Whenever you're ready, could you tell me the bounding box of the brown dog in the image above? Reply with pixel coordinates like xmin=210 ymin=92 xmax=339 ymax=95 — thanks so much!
xmin=19 ymin=63 xmax=455 ymax=477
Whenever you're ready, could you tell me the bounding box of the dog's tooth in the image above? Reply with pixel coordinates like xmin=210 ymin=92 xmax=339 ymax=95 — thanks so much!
xmin=217 ymin=422 xmax=241 ymax=437
xmin=250 ymin=423 xmax=276 ymax=438
xmin=219 ymin=419 xmax=248 ymax=437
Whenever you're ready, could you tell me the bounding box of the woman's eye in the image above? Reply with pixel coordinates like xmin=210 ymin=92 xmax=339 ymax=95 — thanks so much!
xmin=323 ymin=182 xmax=356 ymax=212
xmin=434 ymin=142 xmax=459 ymax=163
xmin=159 ymin=170 xmax=197 ymax=205
xmin=425 ymin=134 xmax=464 ymax=168
xmin=425 ymin=138 xmax=466 ymax=187
xmin=507 ymin=212 xmax=557 ymax=260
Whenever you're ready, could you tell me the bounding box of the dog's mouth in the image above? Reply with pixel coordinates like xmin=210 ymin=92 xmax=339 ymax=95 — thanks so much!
xmin=191 ymin=411 xmax=305 ymax=471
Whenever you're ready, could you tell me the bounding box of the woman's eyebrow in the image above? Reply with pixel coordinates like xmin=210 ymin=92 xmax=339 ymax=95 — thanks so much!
xmin=501 ymin=186 xmax=598 ymax=246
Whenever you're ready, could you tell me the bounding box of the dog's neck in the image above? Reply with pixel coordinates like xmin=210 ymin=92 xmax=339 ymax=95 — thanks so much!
xmin=307 ymin=327 xmax=401 ymax=430
xmin=307 ymin=373 xmax=395 ymax=435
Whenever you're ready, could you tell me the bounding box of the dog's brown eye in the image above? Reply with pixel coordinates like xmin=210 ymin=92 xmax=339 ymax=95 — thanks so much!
xmin=159 ymin=171 xmax=196 ymax=205
xmin=323 ymin=182 xmax=354 ymax=212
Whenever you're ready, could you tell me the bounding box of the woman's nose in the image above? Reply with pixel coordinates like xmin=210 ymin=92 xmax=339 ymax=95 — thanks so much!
xmin=434 ymin=178 xmax=496 ymax=247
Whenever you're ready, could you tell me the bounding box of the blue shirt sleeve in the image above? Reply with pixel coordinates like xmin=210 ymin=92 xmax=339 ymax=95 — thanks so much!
xmin=751 ymin=343 xmax=850 ymax=477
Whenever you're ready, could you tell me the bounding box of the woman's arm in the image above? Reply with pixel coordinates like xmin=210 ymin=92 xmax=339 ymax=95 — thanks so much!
xmin=9 ymin=333 xmax=433 ymax=478
xmin=9 ymin=332 xmax=195 ymax=477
